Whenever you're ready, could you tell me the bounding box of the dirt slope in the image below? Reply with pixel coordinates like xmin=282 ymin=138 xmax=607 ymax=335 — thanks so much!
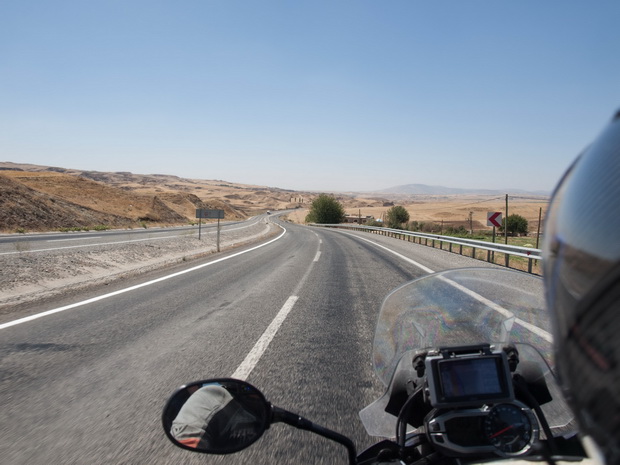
xmin=0 ymin=163 xmax=316 ymax=232
xmin=0 ymin=174 xmax=135 ymax=231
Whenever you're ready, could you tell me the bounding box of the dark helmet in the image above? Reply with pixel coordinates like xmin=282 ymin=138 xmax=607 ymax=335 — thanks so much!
xmin=543 ymin=110 xmax=620 ymax=464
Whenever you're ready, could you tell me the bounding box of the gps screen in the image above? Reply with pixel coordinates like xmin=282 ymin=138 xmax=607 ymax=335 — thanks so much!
xmin=438 ymin=357 xmax=504 ymax=400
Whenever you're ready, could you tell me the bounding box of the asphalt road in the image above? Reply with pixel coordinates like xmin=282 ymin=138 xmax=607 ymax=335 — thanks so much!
xmin=0 ymin=216 xmax=264 ymax=255
xmin=0 ymin=219 xmax=552 ymax=464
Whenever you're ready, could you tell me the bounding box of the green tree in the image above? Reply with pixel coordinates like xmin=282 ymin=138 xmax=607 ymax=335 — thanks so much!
xmin=500 ymin=214 xmax=529 ymax=236
xmin=305 ymin=194 xmax=346 ymax=224
xmin=386 ymin=205 xmax=410 ymax=229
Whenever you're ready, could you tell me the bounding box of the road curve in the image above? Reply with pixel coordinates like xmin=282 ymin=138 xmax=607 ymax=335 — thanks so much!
xmin=0 ymin=219 xmax=549 ymax=464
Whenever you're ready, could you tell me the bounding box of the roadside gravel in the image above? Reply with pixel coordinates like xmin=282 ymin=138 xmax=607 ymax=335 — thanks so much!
xmin=0 ymin=220 xmax=280 ymax=314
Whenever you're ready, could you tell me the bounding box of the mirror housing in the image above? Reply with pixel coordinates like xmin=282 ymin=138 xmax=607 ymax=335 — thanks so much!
xmin=162 ymin=378 xmax=271 ymax=454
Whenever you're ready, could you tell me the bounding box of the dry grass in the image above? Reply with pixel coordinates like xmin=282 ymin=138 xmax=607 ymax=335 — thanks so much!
xmin=286 ymin=195 xmax=548 ymax=236
xmin=341 ymin=196 xmax=548 ymax=234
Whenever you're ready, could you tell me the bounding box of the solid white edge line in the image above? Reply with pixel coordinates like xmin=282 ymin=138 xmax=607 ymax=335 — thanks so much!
xmin=47 ymin=236 xmax=103 ymax=242
xmin=340 ymin=231 xmax=434 ymax=274
xmin=231 ymin=295 xmax=299 ymax=381
xmin=313 ymin=251 xmax=321 ymax=262
xmin=338 ymin=230 xmax=553 ymax=342
xmin=440 ymin=277 xmax=513 ymax=318
xmin=3 ymin=223 xmax=263 ymax=255
xmin=514 ymin=318 xmax=553 ymax=342
xmin=0 ymin=234 xmax=184 ymax=256
xmin=0 ymin=226 xmax=287 ymax=330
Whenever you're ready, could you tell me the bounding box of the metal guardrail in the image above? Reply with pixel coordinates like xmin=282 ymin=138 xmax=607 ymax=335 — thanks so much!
xmin=312 ymin=223 xmax=542 ymax=274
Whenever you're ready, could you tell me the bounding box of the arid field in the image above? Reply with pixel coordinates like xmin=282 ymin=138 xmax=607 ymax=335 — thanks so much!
xmin=287 ymin=195 xmax=549 ymax=237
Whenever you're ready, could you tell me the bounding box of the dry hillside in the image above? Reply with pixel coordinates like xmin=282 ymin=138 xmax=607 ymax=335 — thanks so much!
xmin=0 ymin=162 xmax=323 ymax=232
xmin=0 ymin=162 xmax=548 ymax=235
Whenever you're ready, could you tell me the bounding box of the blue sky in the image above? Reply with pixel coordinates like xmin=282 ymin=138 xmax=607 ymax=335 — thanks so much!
xmin=2 ymin=1 xmax=619 ymax=193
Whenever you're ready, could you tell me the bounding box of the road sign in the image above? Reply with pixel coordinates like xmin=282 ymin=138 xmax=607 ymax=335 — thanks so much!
xmin=487 ymin=212 xmax=502 ymax=228
xmin=196 ymin=209 xmax=225 ymax=219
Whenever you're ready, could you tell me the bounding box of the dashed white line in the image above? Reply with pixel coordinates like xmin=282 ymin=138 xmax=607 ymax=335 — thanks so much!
xmin=232 ymin=295 xmax=299 ymax=381
xmin=232 ymin=229 xmax=323 ymax=379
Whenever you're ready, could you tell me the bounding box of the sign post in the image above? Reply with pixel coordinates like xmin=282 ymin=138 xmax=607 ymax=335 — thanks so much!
xmin=217 ymin=217 xmax=221 ymax=252
xmin=195 ymin=209 xmax=225 ymax=250
xmin=487 ymin=212 xmax=502 ymax=263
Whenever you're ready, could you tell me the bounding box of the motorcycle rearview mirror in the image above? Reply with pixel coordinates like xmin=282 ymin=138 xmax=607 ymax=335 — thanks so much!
xmin=163 ymin=378 xmax=358 ymax=463
xmin=162 ymin=378 xmax=271 ymax=454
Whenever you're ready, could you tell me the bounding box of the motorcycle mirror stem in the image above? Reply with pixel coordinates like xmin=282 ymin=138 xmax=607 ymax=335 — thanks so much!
xmin=271 ymin=406 xmax=357 ymax=465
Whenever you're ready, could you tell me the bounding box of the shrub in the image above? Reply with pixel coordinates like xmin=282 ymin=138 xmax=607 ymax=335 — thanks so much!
xmin=386 ymin=206 xmax=410 ymax=229
xmin=305 ymin=194 xmax=346 ymax=224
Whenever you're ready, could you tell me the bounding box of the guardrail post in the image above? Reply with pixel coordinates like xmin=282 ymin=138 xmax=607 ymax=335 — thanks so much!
xmin=449 ymin=243 xmax=452 ymax=253
xmin=432 ymin=239 xmax=435 ymax=248
xmin=459 ymin=244 xmax=463 ymax=255
xmin=505 ymin=254 xmax=510 ymax=268
xmin=487 ymin=250 xmax=491 ymax=262
xmin=528 ymin=258 xmax=533 ymax=274
xmin=472 ymin=247 xmax=476 ymax=258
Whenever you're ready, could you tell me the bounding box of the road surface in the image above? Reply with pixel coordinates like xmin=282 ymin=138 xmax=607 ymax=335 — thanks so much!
xmin=0 ymin=218 xmax=551 ymax=464
xmin=0 ymin=216 xmax=266 ymax=255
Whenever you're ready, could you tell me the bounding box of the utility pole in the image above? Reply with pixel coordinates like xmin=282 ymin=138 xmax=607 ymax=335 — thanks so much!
xmin=469 ymin=212 xmax=473 ymax=235
xmin=536 ymin=207 xmax=542 ymax=249
xmin=505 ymin=194 xmax=509 ymax=267
xmin=505 ymin=194 xmax=509 ymax=244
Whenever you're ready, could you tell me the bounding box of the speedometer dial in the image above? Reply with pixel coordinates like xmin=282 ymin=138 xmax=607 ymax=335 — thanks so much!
xmin=483 ymin=404 xmax=536 ymax=456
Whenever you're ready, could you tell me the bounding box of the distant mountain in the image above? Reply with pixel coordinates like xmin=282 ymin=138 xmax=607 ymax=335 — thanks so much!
xmin=377 ymin=183 xmax=550 ymax=197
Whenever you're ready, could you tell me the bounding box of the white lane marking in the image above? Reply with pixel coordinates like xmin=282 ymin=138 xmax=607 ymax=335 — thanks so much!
xmin=512 ymin=319 xmax=553 ymax=342
xmin=0 ymin=227 xmax=287 ymax=330
xmin=338 ymin=230 xmax=553 ymax=342
xmin=441 ymin=278 xmax=514 ymax=319
xmin=223 ymin=222 xmax=265 ymax=232
xmin=0 ymin=235 xmax=182 ymax=256
xmin=231 ymin=295 xmax=299 ymax=381
xmin=232 ymin=228 xmax=322 ymax=379
xmin=47 ymin=236 xmax=103 ymax=242
xmin=313 ymin=251 xmax=321 ymax=262
xmin=343 ymin=232 xmax=434 ymax=273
